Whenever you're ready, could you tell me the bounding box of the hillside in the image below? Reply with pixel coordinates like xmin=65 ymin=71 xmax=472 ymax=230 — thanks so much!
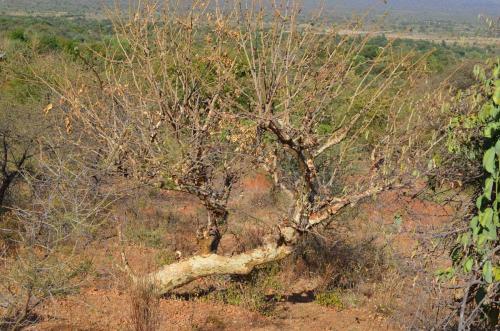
xmin=315 ymin=0 xmax=500 ymax=18
xmin=1 ymin=0 xmax=499 ymax=20
xmin=0 ymin=0 xmax=123 ymax=15
xmin=0 ymin=2 xmax=499 ymax=330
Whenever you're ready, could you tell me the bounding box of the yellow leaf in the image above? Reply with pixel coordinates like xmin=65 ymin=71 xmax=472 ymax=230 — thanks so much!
xmin=64 ymin=117 xmax=72 ymax=134
xmin=43 ymin=103 xmax=53 ymax=114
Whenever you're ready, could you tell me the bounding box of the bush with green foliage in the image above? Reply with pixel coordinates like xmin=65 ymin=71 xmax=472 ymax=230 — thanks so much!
xmin=8 ymin=28 xmax=27 ymax=42
xmin=446 ymin=59 xmax=499 ymax=328
xmin=315 ymin=290 xmax=345 ymax=310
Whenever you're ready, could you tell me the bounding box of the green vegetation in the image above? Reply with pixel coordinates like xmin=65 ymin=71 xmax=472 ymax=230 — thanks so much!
xmin=315 ymin=290 xmax=345 ymax=310
xmin=207 ymin=264 xmax=284 ymax=315
xmin=0 ymin=15 xmax=111 ymax=41
xmin=446 ymin=60 xmax=500 ymax=328
xmin=0 ymin=3 xmax=498 ymax=330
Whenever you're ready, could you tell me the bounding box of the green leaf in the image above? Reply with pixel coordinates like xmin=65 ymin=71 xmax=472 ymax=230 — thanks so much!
xmin=478 ymin=234 xmax=488 ymax=247
xmin=486 ymin=222 xmax=497 ymax=241
xmin=483 ymin=148 xmax=496 ymax=174
xmin=474 ymin=65 xmax=481 ymax=78
xmin=496 ymin=140 xmax=500 ymax=156
xmin=492 ymin=105 xmax=500 ymax=118
xmin=464 ymin=257 xmax=474 ymax=273
xmin=479 ymin=208 xmax=493 ymax=227
xmin=450 ymin=245 xmax=462 ymax=263
xmin=484 ymin=177 xmax=494 ymax=200
xmin=483 ymin=261 xmax=493 ymax=283
xmin=494 ymin=266 xmax=500 ymax=282
xmin=460 ymin=232 xmax=470 ymax=247
xmin=475 ymin=65 xmax=486 ymax=81
xmin=483 ymin=211 xmax=498 ymax=241
xmin=470 ymin=216 xmax=479 ymax=229
xmin=483 ymin=122 xmax=500 ymax=138
xmin=493 ymin=86 xmax=500 ymax=105
xmin=436 ymin=267 xmax=455 ymax=280
xmin=476 ymin=195 xmax=484 ymax=209
xmin=479 ymin=104 xmax=492 ymax=121
xmin=471 ymin=216 xmax=480 ymax=240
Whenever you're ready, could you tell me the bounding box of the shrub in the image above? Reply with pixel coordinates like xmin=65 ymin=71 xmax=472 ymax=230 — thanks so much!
xmin=130 ymin=281 xmax=160 ymax=331
xmin=8 ymin=29 xmax=27 ymax=42
xmin=0 ymin=249 xmax=93 ymax=330
xmin=315 ymin=290 xmax=345 ymax=310
xmin=286 ymin=231 xmax=391 ymax=290
xmin=209 ymin=263 xmax=283 ymax=316
xmin=445 ymin=59 xmax=500 ymax=329
xmin=36 ymin=34 xmax=61 ymax=52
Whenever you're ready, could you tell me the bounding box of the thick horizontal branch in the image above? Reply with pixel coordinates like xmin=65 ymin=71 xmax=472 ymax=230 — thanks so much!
xmin=140 ymin=240 xmax=294 ymax=295
xmin=132 ymin=184 xmax=401 ymax=295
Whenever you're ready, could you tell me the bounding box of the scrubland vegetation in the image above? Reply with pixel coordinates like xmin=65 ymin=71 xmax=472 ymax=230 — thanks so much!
xmin=0 ymin=1 xmax=498 ymax=330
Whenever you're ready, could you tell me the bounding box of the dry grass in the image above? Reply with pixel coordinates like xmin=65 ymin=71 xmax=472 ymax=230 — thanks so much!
xmin=129 ymin=280 xmax=160 ymax=331
xmin=282 ymin=229 xmax=392 ymax=291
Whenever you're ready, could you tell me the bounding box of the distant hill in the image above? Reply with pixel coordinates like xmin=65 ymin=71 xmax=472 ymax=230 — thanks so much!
xmin=309 ymin=0 xmax=500 ymax=20
xmin=0 ymin=0 xmax=499 ymax=21
xmin=0 ymin=0 xmax=122 ymax=15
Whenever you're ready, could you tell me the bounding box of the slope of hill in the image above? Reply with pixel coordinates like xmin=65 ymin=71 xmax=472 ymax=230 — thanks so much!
xmin=0 ymin=0 xmax=122 ymax=15
xmin=1 ymin=0 xmax=499 ymax=19
xmin=317 ymin=0 xmax=500 ymax=16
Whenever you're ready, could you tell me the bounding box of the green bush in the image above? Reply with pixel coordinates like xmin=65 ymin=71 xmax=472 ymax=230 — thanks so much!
xmin=208 ymin=263 xmax=283 ymax=315
xmin=445 ymin=59 xmax=500 ymax=328
xmin=315 ymin=290 xmax=344 ymax=310
xmin=37 ymin=34 xmax=61 ymax=52
xmin=8 ymin=28 xmax=27 ymax=42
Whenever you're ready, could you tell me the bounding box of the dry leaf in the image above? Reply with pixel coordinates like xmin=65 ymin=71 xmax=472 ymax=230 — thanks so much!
xmin=43 ymin=103 xmax=53 ymax=114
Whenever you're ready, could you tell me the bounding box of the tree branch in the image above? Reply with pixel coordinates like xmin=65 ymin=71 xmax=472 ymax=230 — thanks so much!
xmin=308 ymin=184 xmax=396 ymax=228
xmin=314 ymin=112 xmax=361 ymax=158
xmin=139 ymin=235 xmax=294 ymax=295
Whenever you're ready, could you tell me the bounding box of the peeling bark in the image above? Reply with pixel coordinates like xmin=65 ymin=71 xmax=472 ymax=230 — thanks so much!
xmin=142 ymin=240 xmax=294 ymax=295
xmin=131 ymin=184 xmax=399 ymax=295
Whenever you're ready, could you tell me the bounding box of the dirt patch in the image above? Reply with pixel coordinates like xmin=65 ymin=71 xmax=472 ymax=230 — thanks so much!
xmin=10 ymin=176 xmax=456 ymax=331
xmin=29 ymin=287 xmax=400 ymax=331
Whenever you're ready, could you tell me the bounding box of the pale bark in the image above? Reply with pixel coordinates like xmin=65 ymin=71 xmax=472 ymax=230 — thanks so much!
xmin=142 ymin=240 xmax=294 ymax=295
xmin=88 ymin=4 xmax=424 ymax=297
xmin=132 ymin=184 xmax=399 ymax=295
xmin=314 ymin=113 xmax=362 ymax=158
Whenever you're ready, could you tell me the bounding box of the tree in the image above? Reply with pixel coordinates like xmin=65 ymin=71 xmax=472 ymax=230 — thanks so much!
xmin=0 ymin=130 xmax=32 ymax=209
xmin=0 ymin=46 xmax=46 ymax=210
xmin=45 ymin=1 xmax=437 ymax=295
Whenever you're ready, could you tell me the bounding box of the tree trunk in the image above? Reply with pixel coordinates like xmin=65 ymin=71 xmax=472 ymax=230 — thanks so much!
xmin=0 ymin=174 xmax=15 ymax=208
xmin=128 ymin=225 xmax=299 ymax=295
xmin=130 ymin=186 xmax=395 ymax=295
xmin=142 ymin=239 xmax=294 ymax=295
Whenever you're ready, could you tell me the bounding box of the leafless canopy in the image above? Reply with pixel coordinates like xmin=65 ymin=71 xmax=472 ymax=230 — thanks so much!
xmin=43 ymin=0 xmax=436 ymax=293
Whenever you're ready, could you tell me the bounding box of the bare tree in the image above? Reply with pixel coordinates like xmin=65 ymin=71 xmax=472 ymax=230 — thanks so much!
xmin=0 ymin=131 xmax=33 ymax=209
xmin=42 ymin=1 xmax=438 ymax=294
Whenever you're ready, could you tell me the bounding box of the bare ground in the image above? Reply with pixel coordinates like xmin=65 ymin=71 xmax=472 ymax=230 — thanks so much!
xmin=16 ymin=174 xmax=460 ymax=330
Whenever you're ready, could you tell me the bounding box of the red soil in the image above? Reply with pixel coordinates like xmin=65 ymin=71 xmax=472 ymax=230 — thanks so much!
xmin=16 ymin=174 xmax=456 ymax=330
